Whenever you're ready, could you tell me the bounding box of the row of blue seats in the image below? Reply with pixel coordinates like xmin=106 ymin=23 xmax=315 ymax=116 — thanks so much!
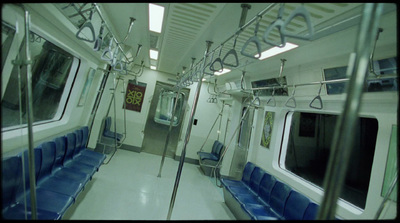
xmin=197 ymin=140 xmax=224 ymax=176
xmin=197 ymin=140 xmax=224 ymax=162
xmin=221 ymin=162 xmax=321 ymax=220
xmin=2 ymin=126 xmax=106 ymax=220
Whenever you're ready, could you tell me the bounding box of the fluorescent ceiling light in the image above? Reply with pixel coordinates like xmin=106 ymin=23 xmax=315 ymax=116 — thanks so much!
xmin=150 ymin=49 xmax=159 ymax=60
xmin=150 ymin=65 xmax=156 ymax=70
xmin=149 ymin=3 xmax=165 ymax=33
xmin=214 ymin=68 xmax=231 ymax=76
xmin=258 ymin=42 xmax=299 ymax=60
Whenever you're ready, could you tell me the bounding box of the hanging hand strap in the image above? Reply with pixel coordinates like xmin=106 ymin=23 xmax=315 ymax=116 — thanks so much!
xmin=203 ymin=51 xmax=216 ymax=76
xmin=93 ymin=21 xmax=105 ymax=51
xmin=101 ymin=36 xmax=114 ymax=61
xmin=281 ymin=4 xmax=314 ymax=40
xmin=309 ymin=83 xmax=323 ymax=109
xmin=267 ymin=87 xmax=276 ymax=107
xmin=210 ymin=44 xmax=224 ymax=72
xmin=263 ymin=3 xmax=287 ymax=47
xmin=75 ymin=6 xmax=96 ymax=42
xmin=285 ymin=86 xmax=296 ymax=108
xmin=241 ymin=16 xmax=262 ymax=59
xmin=222 ymin=34 xmax=240 ymax=67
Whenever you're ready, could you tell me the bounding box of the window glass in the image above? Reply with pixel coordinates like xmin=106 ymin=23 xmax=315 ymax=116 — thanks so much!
xmin=154 ymin=89 xmax=184 ymax=126
xmin=324 ymin=57 xmax=398 ymax=94
xmin=282 ymin=112 xmax=378 ymax=209
xmin=2 ymin=21 xmax=16 ymax=69
xmin=238 ymin=106 xmax=254 ymax=149
xmin=1 ymin=29 xmax=77 ymax=130
xmin=251 ymin=77 xmax=288 ymax=97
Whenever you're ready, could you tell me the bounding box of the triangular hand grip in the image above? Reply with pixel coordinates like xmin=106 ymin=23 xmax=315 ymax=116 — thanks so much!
xmin=76 ymin=21 xmax=96 ymax=43
xmin=210 ymin=58 xmax=223 ymax=72
xmin=281 ymin=5 xmax=314 ymax=40
xmin=285 ymin=96 xmax=296 ymax=108
xmin=266 ymin=96 xmax=276 ymax=107
xmin=93 ymin=23 xmax=104 ymax=51
xmin=101 ymin=49 xmax=113 ymax=61
xmin=113 ymin=60 xmax=124 ymax=71
xmin=309 ymin=95 xmax=323 ymax=109
xmin=263 ymin=19 xmax=287 ymax=47
xmin=241 ymin=36 xmax=262 ymax=59
xmin=222 ymin=49 xmax=239 ymax=67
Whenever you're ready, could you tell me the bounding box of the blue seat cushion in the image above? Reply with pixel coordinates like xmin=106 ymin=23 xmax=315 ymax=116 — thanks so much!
xmin=63 ymin=160 xmax=97 ymax=178
xmin=243 ymin=203 xmax=280 ymax=220
xmin=37 ymin=177 xmax=84 ymax=200
xmin=283 ymin=190 xmax=310 ymax=220
xmin=220 ymin=178 xmax=245 ymax=188
xmin=52 ymin=167 xmax=90 ymax=186
xmin=18 ymin=188 xmax=74 ymax=216
xmin=303 ymin=202 xmax=319 ymax=220
xmin=2 ymin=203 xmax=61 ymax=220
xmin=197 ymin=152 xmax=219 ymax=161
xmin=80 ymin=149 xmax=106 ymax=163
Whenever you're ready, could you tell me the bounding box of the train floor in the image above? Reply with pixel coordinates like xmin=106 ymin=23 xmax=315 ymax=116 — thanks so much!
xmin=65 ymin=148 xmax=236 ymax=220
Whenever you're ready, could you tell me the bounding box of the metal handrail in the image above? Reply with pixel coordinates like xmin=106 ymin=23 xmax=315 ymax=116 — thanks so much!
xmin=317 ymin=3 xmax=383 ymax=219
xmin=12 ymin=4 xmax=37 ymax=220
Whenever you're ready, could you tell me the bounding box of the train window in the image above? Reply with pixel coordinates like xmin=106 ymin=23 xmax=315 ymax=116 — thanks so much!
xmin=2 ymin=21 xmax=16 ymax=69
xmin=281 ymin=112 xmax=378 ymax=209
xmin=1 ymin=30 xmax=79 ymax=131
xmin=154 ymin=89 xmax=184 ymax=126
xmin=251 ymin=77 xmax=288 ymax=96
xmin=238 ymin=106 xmax=255 ymax=149
xmin=324 ymin=57 xmax=398 ymax=94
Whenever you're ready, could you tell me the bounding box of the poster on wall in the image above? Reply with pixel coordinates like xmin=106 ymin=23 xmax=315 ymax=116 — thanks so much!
xmin=124 ymin=80 xmax=147 ymax=112
xmin=260 ymin=111 xmax=274 ymax=149
xmin=77 ymin=68 xmax=95 ymax=107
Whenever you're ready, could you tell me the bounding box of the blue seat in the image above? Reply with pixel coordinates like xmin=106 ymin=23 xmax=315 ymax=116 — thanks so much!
xmin=103 ymin=117 xmax=123 ymax=141
xmin=197 ymin=140 xmax=224 ymax=161
xmin=244 ymin=181 xmax=292 ymax=220
xmin=52 ymin=136 xmax=90 ymax=185
xmin=283 ymin=190 xmax=310 ymax=220
xmin=240 ymin=173 xmax=277 ymax=216
xmin=228 ymin=166 xmax=265 ymax=197
xmin=80 ymin=126 xmax=106 ymax=163
xmin=17 ymin=150 xmax=74 ymax=217
xmin=36 ymin=142 xmax=84 ymax=200
xmin=63 ymin=133 xmax=97 ymax=177
xmin=220 ymin=162 xmax=256 ymax=188
xmin=72 ymin=129 xmax=103 ymax=168
xmin=2 ymin=156 xmax=61 ymax=220
xmin=303 ymin=202 xmax=319 ymax=220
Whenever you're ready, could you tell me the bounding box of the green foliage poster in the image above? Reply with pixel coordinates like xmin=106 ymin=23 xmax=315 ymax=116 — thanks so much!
xmin=261 ymin=111 xmax=274 ymax=149
xmin=381 ymin=125 xmax=397 ymax=201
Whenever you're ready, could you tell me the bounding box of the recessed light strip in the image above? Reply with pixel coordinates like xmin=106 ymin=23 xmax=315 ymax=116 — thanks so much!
xmin=149 ymin=3 xmax=165 ymax=33
xmin=258 ymin=42 xmax=298 ymax=60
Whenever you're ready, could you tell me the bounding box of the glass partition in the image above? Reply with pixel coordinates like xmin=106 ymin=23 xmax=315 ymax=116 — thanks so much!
xmin=154 ymin=89 xmax=184 ymax=126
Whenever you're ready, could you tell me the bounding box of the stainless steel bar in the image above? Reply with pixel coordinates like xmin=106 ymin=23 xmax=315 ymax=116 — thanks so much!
xmin=166 ymin=41 xmax=213 ymax=220
xmin=157 ymin=87 xmax=182 ymax=178
xmin=175 ymin=3 xmax=277 ymax=88
xmin=374 ymin=170 xmax=398 ymax=219
xmin=93 ymin=3 xmax=131 ymax=63
xmin=317 ymin=3 xmax=383 ymax=220
xmin=15 ymin=4 xmax=38 ymax=219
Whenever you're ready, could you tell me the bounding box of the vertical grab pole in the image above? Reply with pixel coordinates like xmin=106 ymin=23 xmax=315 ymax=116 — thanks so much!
xmin=157 ymin=87 xmax=182 ymax=178
xmin=317 ymin=3 xmax=383 ymax=220
xmin=166 ymin=41 xmax=213 ymax=220
xmin=14 ymin=5 xmax=38 ymax=219
xmin=25 ymin=8 xmax=38 ymax=221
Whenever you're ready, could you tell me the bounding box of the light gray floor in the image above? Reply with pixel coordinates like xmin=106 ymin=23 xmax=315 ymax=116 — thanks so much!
xmin=66 ymin=149 xmax=236 ymax=220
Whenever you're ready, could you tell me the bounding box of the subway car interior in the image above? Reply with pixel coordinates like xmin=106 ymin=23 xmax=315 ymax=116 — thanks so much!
xmin=1 ymin=2 xmax=398 ymax=220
